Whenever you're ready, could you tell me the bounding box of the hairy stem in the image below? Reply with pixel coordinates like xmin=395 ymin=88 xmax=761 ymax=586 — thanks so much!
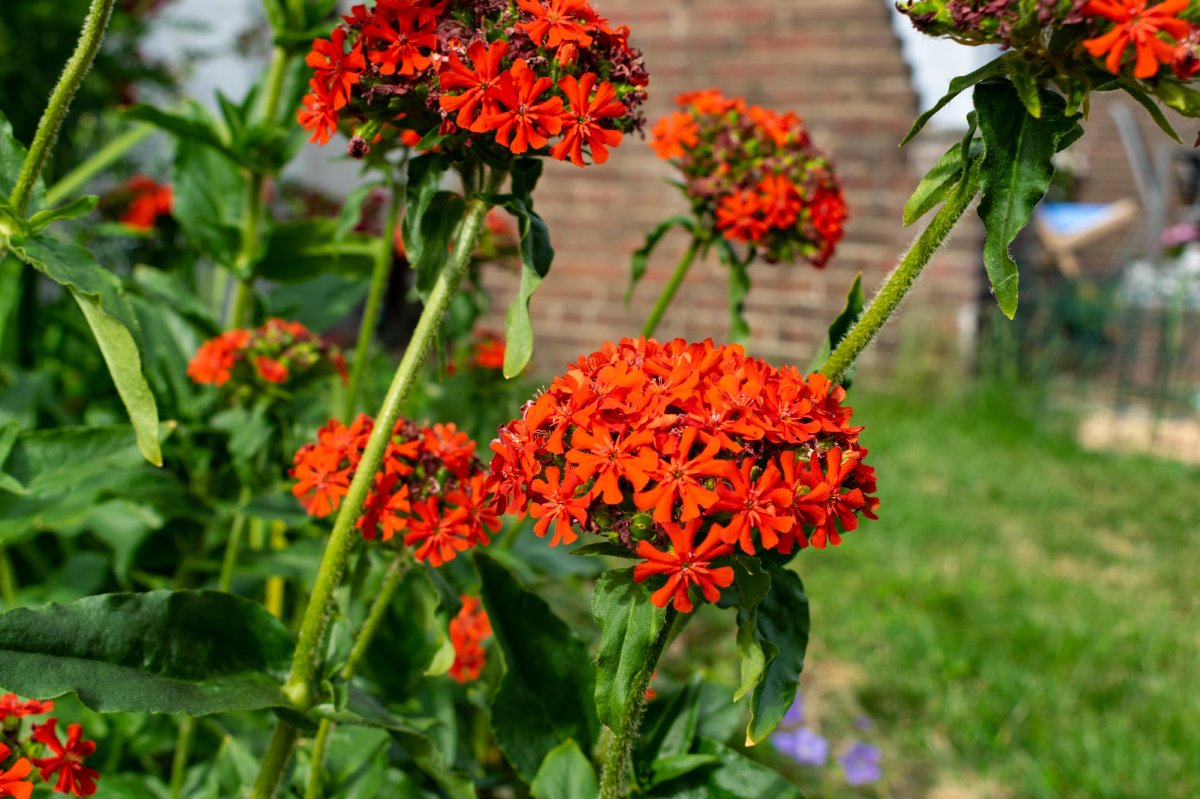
xmin=251 ymin=167 xmax=507 ymax=797
xmin=169 ymin=715 xmax=196 ymax=799
xmin=305 ymin=550 xmax=411 ymax=799
xmin=10 ymin=0 xmax=116 ymax=216
xmin=345 ymin=160 xmax=406 ymax=422
xmin=249 ymin=721 xmax=299 ymax=799
xmin=599 ymin=606 xmax=678 ymax=799
xmin=45 ymin=124 xmax=153 ymax=207
xmin=819 ymin=159 xmax=982 ymax=384
xmin=641 ymin=237 xmax=701 ymax=339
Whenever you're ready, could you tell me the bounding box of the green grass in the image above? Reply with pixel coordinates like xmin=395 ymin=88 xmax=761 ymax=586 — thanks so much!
xmin=789 ymin=392 xmax=1199 ymax=798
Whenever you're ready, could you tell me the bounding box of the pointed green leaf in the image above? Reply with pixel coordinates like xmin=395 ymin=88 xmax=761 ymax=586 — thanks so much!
xmin=645 ymin=738 xmax=802 ymax=799
xmin=903 ymin=138 xmax=984 ymax=227
xmin=0 ymin=590 xmax=294 ymax=715
xmin=1150 ymin=79 xmax=1200 ymax=119
xmin=8 ymin=234 xmax=160 ymax=464
xmin=1122 ymin=83 xmax=1183 ymax=143
xmin=389 ymin=724 xmax=478 ymax=799
xmin=173 ymin=137 xmax=244 ymax=267
xmin=901 ymin=56 xmax=1007 ymax=145
xmin=975 ymin=81 xmax=1080 ymax=319
xmin=511 ymin=158 xmax=544 ymax=205
xmin=648 ymin=754 xmax=719 ymax=788
xmin=642 ymin=673 xmax=704 ymax=762
xmin=26 ymin=195 xmax=98 ymax=232
xmin=569 ymin=541 xmax=640 ymax=559
xmin=402 ymin=153 xmax=454 ymax=270
xmin=593 ymin=567 xmax=667 ymax=730
xmin=627 ymin=215 xmax=697 ymax=305
xmin=530 ymin=740 xmax=598 ymax=799
xmin=475 ymin=552 xmax=597 ymax=783
xmin=334 ymin=181 xmax=383 ymax=247
xmin=414 ymin=191 xmax=467 ymax=293
xmin=123 ymin=104 xmax=250 ymax=168
xmin=744 ymin=562 xmax=810 ymax=744
xmin=729 ymin=558 xmax=771 ymax=702
xmin=1006 ymin=59 xmax=1043 ymax=118
xmin=726 ymin=256 xmax=751 ymax=345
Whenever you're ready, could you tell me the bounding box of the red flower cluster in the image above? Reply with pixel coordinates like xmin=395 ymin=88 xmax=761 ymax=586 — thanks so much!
xmin=298 ymin=0 xmax=648 ymax=165
xmin=187 ymin=318 xmax=347 ymax=391
xmin=486 ymin=337 xmax=879 ymax=613
xmin=291 ymin=417 xmax=497 ymax=566
xmin=0 ymin=699 xmax=97 ymax=798
xmin=448 ymin=594 xmax=492 ymax=683
xmin=100 ymin=175 xmax=172 ymax=230
xmin=650 ymin=89 xmax=846 ymax=267
xmin=471 ymin=331 xmax=506 ymax=371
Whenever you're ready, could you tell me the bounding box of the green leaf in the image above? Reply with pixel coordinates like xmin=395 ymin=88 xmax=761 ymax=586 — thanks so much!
xmin=0 ymin=590 xmax=294 ymax=715
xmin=0 ymin=109 xmax=45 ymax=213
xmin=809 ymin=271 xmax=866 ymax=386
xmin=646 ymin=738 xmax=802 ymax=799
xmin=500 ymin=198 xmax=552 ymax=378
xmin=1122 ymin=82 xmax=1182 ymax=143
xmin=725 ymin=557 xmax=771 ymax=702
xmin=511 ymin=158 xmax=543 ymax=204
xmin=903 ymin=138 xmax=984 ymax=227
xmin=593 ymin=567 xmax=667 ymax=730
xmin=123 ymin=104 xmax=250 ymax=168
xmin=414 ymin=191 xmax=467 ymax=293
xmin=642 ymin=673 xmax=704 ymax=762
xmin=1 ymin=425 xmax=149 ymax=496
xmin=389 ymin=724 xmax=478 ymax=799
xmin=26 ymin=195 xmax=98 ymax=232
xmin=744 ymin=562 xmax=810 ymax=744
xmin=648 ymin=754 xmax=719 ymax=788
xmin=413 ymin=127 xmax=451 ymax=151
xmin=256 ymin=219 xmax=377 ymax=283
xmin=726 ymin=257 xmax=751 ymax=346
xmin=901 ymin=56 xmax=1007 ymax=145
xmin=975 ymin=80 xmax=1080 ymax=319
xmin=475 ymin=552 xmax=597 ymax=783
xmin=1150 ymin=79 xmax=1200 ymax=119
xmin=403 ymin=153 xmax=455 ymax=271
xmin=569 ymin=541 xmax=640 ymax=559
xmin=530 ymin=740 xmax=598 ymax=799
xmin=132 ymin=265 xmax=220 ymax=335
xmin=334 ymin=181 xmax=383 ymax=247
xmin=627 ymin=215 xmax=697 ymax=305
xmin=7 ymin=234 xmax=160 ymax=464
xmin=173 ymin=137 xmax=244 ymax=267
xmin=1006 ymin=58 xmax=1043 ymax=118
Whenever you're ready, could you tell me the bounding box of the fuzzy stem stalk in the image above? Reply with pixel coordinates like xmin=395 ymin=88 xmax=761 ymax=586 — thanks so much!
xmin=169 ymin=715 xmax=196 ymax=799
xmin=819 ymin=159 xmax=982 ymax=384
xmin=10 ymin=0 xmax=116 ymax=216
xmin=641 ymin=236 xmax=701 ymax=339
xmin=304 ymin=550 xmax=411 ymax=799
xmin=598 ymin=605 xmax=678 ymax=799
xmin=249 ymin=721 xmax=299 ymax=799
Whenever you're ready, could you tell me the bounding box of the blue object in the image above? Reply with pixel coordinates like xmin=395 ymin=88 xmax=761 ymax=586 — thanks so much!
xmin=1037 ymin=202 xmax=1119 ymax=236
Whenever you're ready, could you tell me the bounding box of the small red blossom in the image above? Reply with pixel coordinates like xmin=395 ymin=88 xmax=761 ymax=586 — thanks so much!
xmin=364 ymin=6 xmax=438 ymax=76
xmin=306 ymin=28 xmax=365 ymax=108
xmin=117 ymin=176 xmax=172 ymax=230
xmin=515 ymin=0 xmax=595 ymax=48
xmin=254 ymin=356 xmax=289 ymax=384
xmin=634 ymin=519 xmax=735 ymax=613
xmin=649 ymin=112 xmax=699 ymax=160
xmin=292 ymin=450 xmax=351 ymax=517
xmin=716 ymin=190 xmax=769 ymax=243
xmin=186 ymin=330 xmax=250 ymax=386
xmin=448 ymin=594 xmax=492 ymax=683
xmin=1082 ymin=0 xmax=1189 ymax=78
xmin=709 ymin=458 xmax=794 ymax=555
xmin=472 ymin=332 xmax=507 ymax=370
xmin=405 ymin=496 xmax=471 ymax=566
xmin=188 ymin=319 xmax=343 ymax=391
xmin=566 ymin=425 xmax=657 ymax=504
xmin=529 ymin=466 xmax=588 ymax=546
xmin=358 ymin=473 xmax=411 ymax=541
xmin=298 ymin=79 xmax=340 ymax=145
xmin=29 ymin=719 xmax=99 ymax=798
xmin=437 ymin=39 xmax=510 ymax=129
xmin=757 ymin=174 xmax=803 ymax=230
xmin=551 ymin=72 xmax=625 ymax=167
xmin=0 ymin=744 xmax=32 ymax=799
xmin=472 ymin=60 xmax=564 ymax=154
xmin=0 ymin=695 xmax=53 ymax=721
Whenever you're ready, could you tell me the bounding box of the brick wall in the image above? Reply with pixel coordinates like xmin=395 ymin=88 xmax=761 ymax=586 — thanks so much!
xmin=480 ymin=0 xmax=983 ymax=381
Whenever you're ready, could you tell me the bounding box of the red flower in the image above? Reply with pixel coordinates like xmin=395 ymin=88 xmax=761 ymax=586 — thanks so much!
xmin=649 ymin=111 xmax=698 ymax=160
xmin=186 ymin=330 xmax=249 ymax=386
xmin=448 ymin=594 xmax=492 ymax=683
xmin=716 ymin=190 xmax=768 ymax=243
xmin=422 ymin=422 xmax=476 ymax=479
xmin=306 ymin=28 xmax=365 ymax=108
xmin=1082 ymin=0 xmax=1189 ymax=78
xmin=757 ymin=174 xmax=803 ymax=230
xmin=118 ymin=176 xmax=172 ymax=230
xmin=0 ymin=744 xmax=32 ymax=799
xmin=709 ymin=458 xmax=794 ymax=555
xmin=515 ymin=0 xmax=595 ymax=48
xmin=803 ymin=447 xmax=865 ymax=549
xmin=405 ymin=496 xmax=471 ymax=566
xmin=565 ymin=424 xmax=657 ymax=503
xmin=677 ymin=89 xmax=738 ymax=116
xmin=775 ymin=449 xmax=830 ymax=553
xmin=297 ymin=79 xmax=340 ymax=145
xmin=528 ymin=466 xmax=588 ymax=546
xmin=550 ymin=72 xmax=625 ymax=167
xmin=291 ymin=450 xmax=351 ymax=517
xmin=633 ymin=429 xmax=726 ymax=525
xmin=364 ymin=6 xmax=439 ymax=76
xmin=437 ymin=39 xmax=510 ymax=129
xmin=444 ymin=473 xmax=502 ymax=546
xmin=809 ymin=184 xmax=846 ymax=267
xmin=29 ymin=719 xmax=99 ymax=798
xmin=471 ymin=60 xmax=564 ymax=154
xmin=254 ymin=356 xmax=289 ymax=384
xmin=473 ymin=333 xmax=507 ymax=370
xmin=634 ymin=519 xmax=735 ymax=613
xmin=357 ymin=473 xmax=411 ymax=541
xmin=0 ymin=694 xmax=53 ymax=721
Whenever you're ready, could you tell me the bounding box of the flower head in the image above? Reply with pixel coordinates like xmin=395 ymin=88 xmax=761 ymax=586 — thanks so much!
xmin=634 ymin=519 xmax=735 ymax=612
xmin=188 ymin=319 xmax=343 ymax=392
xmin=29 ymin=719 xmax=99 ymax=797
xmin=0 ymin=744 xmax=32 ymax=799
xmin=448 ymin=594 xmax=492 ymax=683
xmin=550 ymin=73 xmax=625 ymax=167
xmin=773 ymin=726 xmax=828 ymax=767
xmin=471 ymin=60 xmax=565 ymax=155
xmin=838 ymin=740 xmax=882 ymax=786
xmin=110 ymin=176 xmax=172 ymax=230
xmin=1082 ymin=0 xmax=1189 ymax=79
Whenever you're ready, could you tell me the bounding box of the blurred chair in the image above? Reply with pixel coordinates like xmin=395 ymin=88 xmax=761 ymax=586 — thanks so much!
xmin=1033 ymin=199 xmax=1139 ymax=276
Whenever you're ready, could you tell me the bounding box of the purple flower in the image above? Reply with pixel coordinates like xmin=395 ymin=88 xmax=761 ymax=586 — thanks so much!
xmin=772 ymin=726 xmax=828 ymax=767
xmin=783 ymin=694 xmax=805 ymax=725
xmin=839 ymin=740 xmax=882 ymax=786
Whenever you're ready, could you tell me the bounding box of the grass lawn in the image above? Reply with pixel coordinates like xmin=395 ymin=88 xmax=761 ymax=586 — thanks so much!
xmin=777 ymin=391 xmax=1199 ymax=798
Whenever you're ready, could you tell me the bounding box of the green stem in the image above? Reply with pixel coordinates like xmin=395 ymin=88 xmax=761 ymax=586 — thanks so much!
xmin=641 ymin=236 xmax=701 ymax=339
xmin=249 ymin=721 xmax=300 ymax=799
xmin=227 ymin=172 xmax=266 ymax=330
xmin=0 ymin=546 xmax=16 ymax=608
xmin=305 ymin=550 xmax=411 ymax=799
xmin=819 ymin=159 xmax=982 ymax=384
xmin=218 ymin=486 xmax=253 ymax=593
xmin=169 ymin=715 xmax=196 ymax=799
xmin=10 ymin=0 xmax=116 ymax=216
xmin=281 ymin=166 xmax=505 ymax=709
xmin=45 ymin=124 xmax=154 ymax=207
xmin=598 ymin=606 xmax=678 ymax=799
xmin=344 ymin=163 xmax=405 ymax=423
